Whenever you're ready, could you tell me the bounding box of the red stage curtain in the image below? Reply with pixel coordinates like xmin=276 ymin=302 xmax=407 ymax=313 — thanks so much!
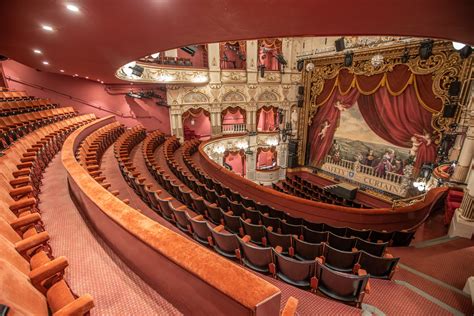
xmin=222 ymin=106 xmax=246 ymax=124
xmin=308 ymin=89 xmax=360 ymax=165
xmin=358 ymin=86 xmax=437 ymax=169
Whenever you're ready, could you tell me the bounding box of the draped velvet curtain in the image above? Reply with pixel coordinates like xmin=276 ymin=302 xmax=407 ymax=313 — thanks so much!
xmin=258 ymin=39 xmax=281 ymax=71
xmin=308 ymin=64 xmax=440 ymax=170
xmin=224 ymin=150 xmax=246 ymax=176
xmin=221 ymin=106 xmax=246 ymax=125
xmin=257 ymin=106 xmax=278 ymax=131
xmin=257 ymin=147 xmax=277 ymax=169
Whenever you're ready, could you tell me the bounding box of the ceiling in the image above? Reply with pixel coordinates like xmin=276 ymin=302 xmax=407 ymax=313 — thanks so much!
xmin=1 ymin=0 xmax=472 ymax=83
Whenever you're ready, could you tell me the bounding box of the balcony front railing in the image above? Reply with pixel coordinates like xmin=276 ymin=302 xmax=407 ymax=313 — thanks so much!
xmin=222 ymin=123 xmax=246 ymax=134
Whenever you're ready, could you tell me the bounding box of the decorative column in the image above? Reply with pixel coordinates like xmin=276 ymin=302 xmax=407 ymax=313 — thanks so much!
xmin=460 ymin=187 xmax=474 ymax=221
xmin=451 ymin=110 xmax=474 ymax=183
xmin=246 ymin=102 xmax=257 ymax=132
xmin=207 ymin=43 xmax=221 ymax=84
xmin=278 ymin=140 xmax=288 ymax=180
xmin=246 ymin=40 xmax=258 ymax=84
xmin=246 ymin=135 xmax=257 ymax=181
xmin=170 ymin=106 xmax=183 ymax=139
xmin=209 ymin=105 xmax=222 ymax=137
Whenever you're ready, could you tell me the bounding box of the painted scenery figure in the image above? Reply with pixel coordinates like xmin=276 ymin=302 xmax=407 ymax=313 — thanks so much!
xmin=364 ymin=149 xmax=376 ymax=166
xmin=318 ymin=120 xmax=331 ymax=139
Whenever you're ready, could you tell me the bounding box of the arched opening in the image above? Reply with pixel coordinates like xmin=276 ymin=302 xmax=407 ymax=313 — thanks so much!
xmin=256 ymin=147 xmax=277 ymax=170
xmin=223 ymin=150 xmax=246 ymax=176
xmin=182 ymin=108 xmax=211 ymax=140
xmin=257 ymin=106 xmax=279 ymax=132
xmin=220 ymin=41 xmax=246 ymax=69
xmin=221 ymin=106 xmax=246 ymax=133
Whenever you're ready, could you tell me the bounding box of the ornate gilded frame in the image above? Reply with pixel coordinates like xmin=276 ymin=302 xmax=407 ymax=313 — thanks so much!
xmin=298 ymin=40 xmax=472 ymax=165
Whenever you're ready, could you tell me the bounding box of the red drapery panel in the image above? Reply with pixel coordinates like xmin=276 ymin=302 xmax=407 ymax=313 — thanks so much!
xmin=313 ymin=65 xmax=442 ymax=112
xmin=358 ymin=86 xmax=437 ymax=170
xmin=182 ymin=107 xmax=210 ymax=120
xmin=224 ymin=150 xmax=246 ymax=176
xmin=308 ymin=89 xmax=360 ymax=165
xmin=257 ymin=147 xmax=277 ymax=169
xmin=221 ymin=106 xmax=246 ymax=124
xmin=257 ymin=106 xmax=278 ymax=131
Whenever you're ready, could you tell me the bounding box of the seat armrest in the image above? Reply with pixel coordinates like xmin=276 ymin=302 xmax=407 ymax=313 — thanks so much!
xmin=10 ymin=176 xmax=31 ymax=186
xmin=9 ymin=185 xmax=33 ymax=198
xmin=193 ymin=215 xmax=204 ymax=221
xmin=17 ymin=162 xmax=33 ymax=169
xmin=15 ymin=231 xmax=50 ymax=254
xmin=10 ymin=197 xmax=37 ymax=212
xmin=13 ymin=169 xmax=31 ymax=177
xmin=281 ymin=297 xmax=298 ymax=316
xmin=52 ymin=294 xmax=95 ymax=316
xmin=241 ymin=235 xmax=251 ymax=243
xmin=213 ymin=225 xmax=224 ymax=232
xmin=10 ymin=213 xmax=41 ymax=230
xmin=29 ymin=256 xmax=68 ymax=286
xmin=357 ymin=269 xmax=371 ymax=293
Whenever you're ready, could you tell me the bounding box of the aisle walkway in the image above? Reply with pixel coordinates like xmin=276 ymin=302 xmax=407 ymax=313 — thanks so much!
xmin=38 ymin=153 xmax=181 ymax=315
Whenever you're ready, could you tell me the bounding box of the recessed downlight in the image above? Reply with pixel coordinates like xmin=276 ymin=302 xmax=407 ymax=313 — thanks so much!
xmin=33 ymin=49 xmax=42 ymax=54
xmin=85 ymin=76 xmax=89 ymax=79
xmin=42 ymin=61 xmax=49 ymax=65
xmin=66 ymin=4 xmax=80 ymax=12
xmin=42 ymin=25 xmax=54 ymax=32
xmin=60 ymin=69 xmax=65 ymax=73
xmin=73 ymin=74 xmax=78 ymax=77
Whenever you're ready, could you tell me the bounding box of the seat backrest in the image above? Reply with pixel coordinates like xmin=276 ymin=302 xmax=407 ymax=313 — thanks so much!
xmin=0 ymin=234 xmax=30 ymax=275
xmin=209 ymin=225 xmax=240 ymax=254
xmin=293 ymin=238 xmax=323 ymax=260
xmin=358 ymin=251 xmax=400 ymax=279
xmin=261 ymin=215 xmax=281 ymax=231
xmin=324 ymin=244 xmax=360 ymax=272
xmin=354 ymin=238 xmax=387 ymax=257
xmin=369 ymin=230 xmax=394 ymax=243
xmin=280 ymin=221 xmax=302 ymax=236
xmin=238 ymin=238 xmax=273 ymax=272
xmin=316 ymin=261 xmax=368 ymax=301
xmin=324 ymin=224 xmax=347 ymax=237
xmin=187 ymin=214 xmax=211 ymax=241
xmin=0 ymin=259 xmax=48 ymax=316
xmin=303 ymin=227 xmax=328 ymax=244
xmin=391 ymin=230 xmax=415 ymax=247
xmin=327 ymin=232 xmax=356 ymax=251
xmin=273 ymin=250 xmax=315 ymax=287
xmin=346 ymin=227 xmax=371 ymax=240
xmin=266 ymin=229 xmax=292 ymax=251
xmin=303 ymin=219 xmax=324 ymax=232
xmin=222 ymin=211 xmax=241 ymax=234
xmin=240 ymin=219 xmax=266 ymax=244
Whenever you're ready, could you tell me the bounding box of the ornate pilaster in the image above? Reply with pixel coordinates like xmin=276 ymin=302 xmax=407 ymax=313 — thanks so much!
xmin=451 ymin=110 xmax=474 ymax=183
xmin=246 ymin=135 xmax=257 ymax=180
xmin=460 ymin=188 xmax=474 ymax=221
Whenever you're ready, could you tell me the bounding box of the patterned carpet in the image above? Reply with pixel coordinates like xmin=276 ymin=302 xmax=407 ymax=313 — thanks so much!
xmin=38 ymin=153 xmax=182 ymax=315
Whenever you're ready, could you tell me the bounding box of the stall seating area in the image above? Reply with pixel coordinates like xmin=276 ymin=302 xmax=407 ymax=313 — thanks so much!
xmin=274 ymin=176 xmax=370 ymax=208
xmin=1 ymin=107 xmax=77 ymax=152
xmin=183 ymin=140 xmax=416 ymax=246
xmin=111 ymin=130 xmax=405 ymax=308
xmin=0 ymin=89 xmax=95 ymax=316
xmin=76 ymin=121 xmax=127 ymax=201
xmin=1 ymin=98 xmax=58 ymax=117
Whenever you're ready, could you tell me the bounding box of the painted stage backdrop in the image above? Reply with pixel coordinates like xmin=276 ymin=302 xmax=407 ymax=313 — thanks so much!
xmin=328 ymin=103 xmax=411 ymax=176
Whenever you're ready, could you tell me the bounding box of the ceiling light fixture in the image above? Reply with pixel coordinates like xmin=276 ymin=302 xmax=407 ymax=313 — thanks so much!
xmin=60 ymin=69 xmax=65 ymax=72
xmin=42 ymin=61 xmax=49 ymax=65
xmin=42 ymin=25 xmax=54 ymax=32
xmin=66 ymin=4 xmax=80 ymax=12
xmin=73 ymin=74 xmax=78 ymax=77
xmin=33 ymin=49 xmax=42 ymax=54
xmin=85 ymin=76 xmax=89 ymax=79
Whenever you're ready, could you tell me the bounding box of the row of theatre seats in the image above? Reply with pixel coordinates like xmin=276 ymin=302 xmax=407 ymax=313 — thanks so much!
xmin=114 ymin=129 xmax=403 ymax=307
xmin=1 ymin=107 xmax=77 ymax=152
xmin=0 ymin=90 xmax=95 ymax=315
xmin=74 ymin=123 xmax=297 ymax=314
xmin=274 ymin=176 xmax=368 ymax=209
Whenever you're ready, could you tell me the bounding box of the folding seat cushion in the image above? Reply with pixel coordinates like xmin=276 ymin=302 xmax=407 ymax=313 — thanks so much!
xmin=205 ymin=203 xmax=223 ymax=225
xmin=239 ymin=218 xmax=266 ymax=244
xmin=280 ymin=221 xmax=302 ymax=237
xmin=237 ymin=237 xmax=274 ymax=274
xmin=315 ymin=261 xmax=368 ymax=307
xmin=303 ymin=227 xmax=328 ymax=244
xmin=328 ymin=232 xmax=356 ymax=252
xmin=369 ymin=230 xmax=394 ymax=243
xmin=354 ymin=238 xmax=387 ymax=257
xmin=391 ymin=230 xmax=416 ymax=247
xmin=356 ymin=251 xmax=399 ymax=280
xmin=303 ymin=219 xmax=324 ymax=232
xmin=186 ymin=213 xmax=211 ymax=245
xmin=293 ymin=238 xmax=324 ymax=261
xmin=273 ymin=250 xmax=317 ymax=289
xmin=324 ymin=245 xmax=360 ymax=273
xmin=261 ymin=215 xmax=281 ymax=231
xmin=222 ymin=210 xmax=241 ymax=234
xmin=324 ymin=224 xmax=347 ymax=237
xmin=266 ymin=229 xmax=292 ymax=254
